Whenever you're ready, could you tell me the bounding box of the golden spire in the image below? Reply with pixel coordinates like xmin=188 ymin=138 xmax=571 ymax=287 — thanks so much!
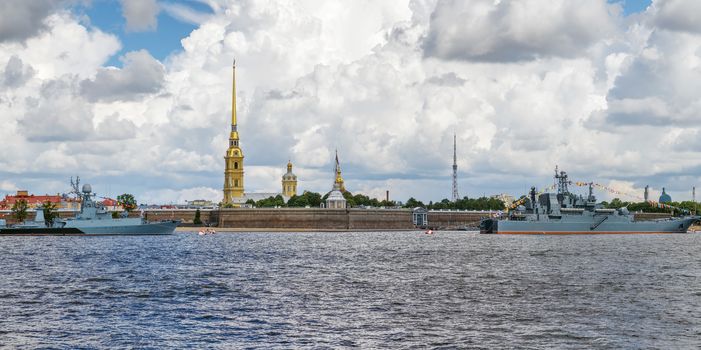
xmin=223 ymin=58 xmax=244 ymax=204
xmin=230 ymin=58 xmax=239 ymax=142
xmin=334 ymin=149 xmax=345 ymax=192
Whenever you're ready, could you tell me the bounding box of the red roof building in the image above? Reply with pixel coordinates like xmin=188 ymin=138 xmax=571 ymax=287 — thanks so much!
xmin=0 ymin=191 xmax=62 ymax=210
xmin=101 ymin=198 xmax=123 ymax=211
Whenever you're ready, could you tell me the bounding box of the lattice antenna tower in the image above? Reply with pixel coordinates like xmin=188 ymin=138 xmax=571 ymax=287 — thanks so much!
xmin=452 ymin=133 xmax=459 ymax=202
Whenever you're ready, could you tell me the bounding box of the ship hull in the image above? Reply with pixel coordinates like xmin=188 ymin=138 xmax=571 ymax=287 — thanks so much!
xmin=480 ymin=217 xmax=698 ymax=234
xmin=0 ymin=220 xmax=179 ymax=236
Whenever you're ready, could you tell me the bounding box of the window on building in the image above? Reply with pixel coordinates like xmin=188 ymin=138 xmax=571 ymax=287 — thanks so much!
xmin=235 ymin=179 xmax=239 ymax=187
xmin=234 ymin=162 xmax=238 ymax=169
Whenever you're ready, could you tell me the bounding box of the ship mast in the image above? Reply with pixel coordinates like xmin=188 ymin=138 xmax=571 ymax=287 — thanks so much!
xmin=554 ymin=166 xmax=570 ymax=195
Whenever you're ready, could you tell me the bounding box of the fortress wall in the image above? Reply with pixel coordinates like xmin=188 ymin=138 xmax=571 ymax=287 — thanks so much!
xmin=348 ymin=209 xmax=414 ymax=230
xmin=427 ymin=211 xmax=494 ymax=229
xmin=217 ymin=208 xmax=415 ymax=230
xmin=218 ymin=208 xmax=348 ymax=230
xmin=141 ymin=210 xmax=216 ymax=225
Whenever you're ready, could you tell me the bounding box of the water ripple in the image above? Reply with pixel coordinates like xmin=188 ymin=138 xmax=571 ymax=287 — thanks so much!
xmin=0 ymin=232 xmax=700 ymax=348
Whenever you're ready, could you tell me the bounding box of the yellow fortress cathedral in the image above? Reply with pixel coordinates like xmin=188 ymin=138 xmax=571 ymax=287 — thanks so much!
xmin=222 ymin=60 xmax=300 ymax=206
xmin=223 ymin=60 xmax=244 ymax=205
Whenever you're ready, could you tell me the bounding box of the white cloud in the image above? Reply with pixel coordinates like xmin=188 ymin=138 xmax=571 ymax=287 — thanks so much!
xmin=596 ymin=28 xmax=701 ymax=127
xmin=4 ymin=0 xmax=701 ymax=205
xmin=653 ymin=0 xmax=701 ymax=34
xmin=81 ymin=50 xmax=165 ymax=102
xmin=0 ymin=14 xmax=121 ymax=79
xmin=0 ymin=0 xmax=59 ymax=42
xmin=161 ymin=2 xmax=213 ymax=25
xmin=121 ymin=0 xmax=159 ymax=32
xmin=19 ymin=77 xmax=95 ymax=142
xmin=141 ymin=186 xmax=221 ymax=205
xmin=423 ymin=0 xmax=619 ymax=62
xmin=3 ymin=55 xmax=35 ymax=87
xmin=0 ymin=180 xmax=18 ymax=192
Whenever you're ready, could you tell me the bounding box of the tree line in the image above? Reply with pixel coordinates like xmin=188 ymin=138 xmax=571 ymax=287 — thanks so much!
xmin=240 ymin=191 xmax=506 ymax=210
xmin=404 ymin=196 xmax=506 ymax=210
xmin=237 ymin=190 xmax=399 ymax=208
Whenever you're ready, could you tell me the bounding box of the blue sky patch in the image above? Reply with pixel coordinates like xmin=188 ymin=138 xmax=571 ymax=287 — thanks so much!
xmin=73 ymin=0 xmax=212 ymax=67
xmin=612 ymin=0 xmax=652 ymax=15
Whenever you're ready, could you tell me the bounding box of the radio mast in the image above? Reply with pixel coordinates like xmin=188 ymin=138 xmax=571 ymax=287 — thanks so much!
xmin=452 ymin=133 xmax=459 ymax=202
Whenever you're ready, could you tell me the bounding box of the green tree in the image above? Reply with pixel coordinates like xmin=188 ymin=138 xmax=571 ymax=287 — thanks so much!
xmin=193 ymin=208 xmax=202 ymax=225
xmin=287 ymin=195 xmax=309 ymax=207
xmin=676 ymin=201 xmax=699 ymax=214
xmin=379 ymin=199 xmax=398 ymax=207
xmin=11 ymin=199 xmax=29 ymax=223
xmin=304 ymin=191 xmax=322 ymax=207
xmin=41 ymin=200 xmax=58 ymax=226
xmin=404 ymin=197 xmax=425 ymax=208
xmin=288 ymin=191 xmax=322 ymax=207
xmin=426 ymin=196 xmax=505 ymax=211
xmin=117 ymin=193 xmax=137 ymax=212
xmin=256 ymin=195 xmax=287 ymax=208
xmin=607 ymin=198 xmax=627 ymax=209
xmin=342 ymin=191 xmax=356 ymax=207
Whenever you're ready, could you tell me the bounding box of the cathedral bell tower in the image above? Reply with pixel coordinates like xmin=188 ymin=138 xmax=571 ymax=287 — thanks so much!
xmin=223 ymin=60 xmax=244 ymax=205
xmin=281 ymin=161 xmax=298 ymax=197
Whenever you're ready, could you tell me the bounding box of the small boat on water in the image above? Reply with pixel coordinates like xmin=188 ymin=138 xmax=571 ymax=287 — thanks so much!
xmin=198 ymin=228 xmax=216 ymax=235
xmin=0 ymin=179 xmax=179 ymax=236
xmin=479 ymin=168 xmax=700 ymax=234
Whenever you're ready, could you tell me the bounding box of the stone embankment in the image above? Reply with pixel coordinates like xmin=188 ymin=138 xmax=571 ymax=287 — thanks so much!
xmin=142 ymin=208 xmax=499 ymax=230
xmin=148 ymin=208 xmax=414 ymax=230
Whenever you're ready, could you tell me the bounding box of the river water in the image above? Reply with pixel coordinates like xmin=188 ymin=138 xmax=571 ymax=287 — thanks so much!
xmin=0 ymin=231 xmax=700 ymax=349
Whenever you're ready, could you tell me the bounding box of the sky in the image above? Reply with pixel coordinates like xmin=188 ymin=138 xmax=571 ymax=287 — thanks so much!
xmin=4 ymin=0 xmax=701 ymax=206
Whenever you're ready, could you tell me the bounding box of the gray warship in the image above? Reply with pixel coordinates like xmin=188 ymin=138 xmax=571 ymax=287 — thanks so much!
xmin=0 ymin=178 xmax=179 ymax=235
xmin=480 ymin=169 xmax=699 ymax=234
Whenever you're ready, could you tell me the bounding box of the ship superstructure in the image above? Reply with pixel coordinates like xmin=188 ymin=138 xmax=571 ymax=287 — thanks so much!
xmin=1 ymin=178 xmax=178 ymax=235
xmin=480 ymin=168 xmax=699 ymax=234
